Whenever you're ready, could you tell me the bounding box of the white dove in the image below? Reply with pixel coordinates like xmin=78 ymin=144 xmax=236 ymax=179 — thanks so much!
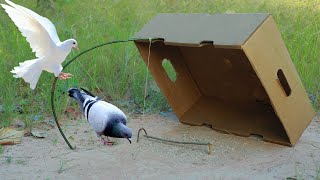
xmin=1 ymin=0 xmax=78 ymax=89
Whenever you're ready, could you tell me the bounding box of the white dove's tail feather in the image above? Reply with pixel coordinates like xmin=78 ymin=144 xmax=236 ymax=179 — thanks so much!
xmin=11 ymin=58 xmax=43 ymax=90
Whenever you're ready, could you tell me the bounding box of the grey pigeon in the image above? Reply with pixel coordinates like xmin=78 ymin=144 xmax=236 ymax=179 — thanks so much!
xmin=68 ymin=87 xmax=132 ymax=145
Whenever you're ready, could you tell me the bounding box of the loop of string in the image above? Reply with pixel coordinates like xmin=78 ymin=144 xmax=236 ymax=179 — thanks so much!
xmin=142 ymin=38 xmax=152 ymax=115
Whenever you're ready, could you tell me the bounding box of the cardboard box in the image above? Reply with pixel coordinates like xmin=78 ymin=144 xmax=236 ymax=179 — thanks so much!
xmin=134 ymin=13 xmax=315 ymax=146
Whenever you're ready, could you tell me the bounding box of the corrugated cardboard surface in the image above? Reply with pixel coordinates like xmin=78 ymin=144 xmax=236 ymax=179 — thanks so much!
xmin=134 ymin=13 xmax=315 ymax=146
xmin=242 ymin=16 xmax=316 ymax=145
xmin=134 ymin=13 xmax=269 ymax=46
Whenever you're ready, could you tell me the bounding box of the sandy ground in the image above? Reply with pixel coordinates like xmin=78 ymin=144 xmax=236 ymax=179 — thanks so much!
xmin=1 ymin=112 xmax=320 ymax=180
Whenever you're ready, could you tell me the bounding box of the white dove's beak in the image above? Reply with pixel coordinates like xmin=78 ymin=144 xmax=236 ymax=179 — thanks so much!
xmin=74 ymin=45 xmax=79 ymax=50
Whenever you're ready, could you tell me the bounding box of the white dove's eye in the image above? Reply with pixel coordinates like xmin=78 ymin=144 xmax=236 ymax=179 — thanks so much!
xmin=73 ymin=42 xmax=76 ymax=45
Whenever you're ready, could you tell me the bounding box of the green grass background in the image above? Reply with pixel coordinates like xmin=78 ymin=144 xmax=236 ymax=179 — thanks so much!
xmin=0 ymin=0 xmax=319 ymax=127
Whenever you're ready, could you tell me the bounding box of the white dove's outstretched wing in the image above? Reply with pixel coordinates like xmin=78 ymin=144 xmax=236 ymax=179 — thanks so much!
xmin=1 ymin=0 xmax=59 ymax=58
xmin=4 ymin=0 xmax=61 ymax=44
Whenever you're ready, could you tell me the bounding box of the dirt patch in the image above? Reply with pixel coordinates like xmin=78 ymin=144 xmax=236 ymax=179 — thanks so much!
xmin=1 ymin=113 xmax=320 ymax=179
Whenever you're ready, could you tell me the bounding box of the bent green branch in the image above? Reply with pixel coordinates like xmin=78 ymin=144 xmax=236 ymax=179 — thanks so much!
xmin=51 ymin=38 xmax=158 ymax=149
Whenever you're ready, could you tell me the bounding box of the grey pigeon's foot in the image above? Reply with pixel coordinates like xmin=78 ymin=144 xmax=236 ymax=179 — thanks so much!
xmin=103 ymin=141 xmax=114 ymax=146
xmin=59 ymin=72 xmax=72 ymax=80
xmin=99 ymin=137 xmax=114 ymax=146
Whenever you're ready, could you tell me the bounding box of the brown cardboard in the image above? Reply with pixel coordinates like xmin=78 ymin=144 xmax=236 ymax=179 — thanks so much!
xmin=134 ymin=13 xmax=316 ymax=146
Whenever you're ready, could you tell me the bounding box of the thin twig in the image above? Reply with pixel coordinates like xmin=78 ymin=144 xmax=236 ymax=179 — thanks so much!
xmin=50 ymin=151 xmax=72 ymax=158
xmin=136 ymin=128 xmax=213 ymax=156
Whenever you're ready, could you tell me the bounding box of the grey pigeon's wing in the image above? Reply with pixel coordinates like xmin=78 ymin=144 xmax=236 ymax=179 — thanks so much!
xmin=84 ymin=100 xmax=127 ymax=135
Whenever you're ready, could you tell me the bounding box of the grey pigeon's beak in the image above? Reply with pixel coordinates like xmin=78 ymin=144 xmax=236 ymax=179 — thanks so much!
xmin=127 ymin=138 xmax=132 ymax=144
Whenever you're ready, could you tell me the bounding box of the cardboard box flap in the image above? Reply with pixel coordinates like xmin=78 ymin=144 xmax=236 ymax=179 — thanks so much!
xmin=134 ymin=13 xmax=270 ymax=46
xmin=242 ymin=16 xmax=316 ymax=144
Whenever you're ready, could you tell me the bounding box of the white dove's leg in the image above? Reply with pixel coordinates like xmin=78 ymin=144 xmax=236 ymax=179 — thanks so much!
xmin=58 ymin=72 xmax=73 ymax=80
xmin=11 ymin=58 xmax=43 ymax=90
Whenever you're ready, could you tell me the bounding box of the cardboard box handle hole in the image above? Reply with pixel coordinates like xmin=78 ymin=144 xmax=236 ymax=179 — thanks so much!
xmin=162 ymin=59 xmax=177 ymax=82
xmin=277 ymin=69 xmax=291 ymax=97
xmin=200 ymin=40 xmax=214 ymax=46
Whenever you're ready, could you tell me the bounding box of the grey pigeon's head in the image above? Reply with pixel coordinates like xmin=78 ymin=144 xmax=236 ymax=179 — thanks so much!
xmin=68 ymin=87 xmax=95 ymax=103
xmin=68 ymin=88 xmax=85 ymax=103
xmin=105 ymin=121 xmax=132 ymax=144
